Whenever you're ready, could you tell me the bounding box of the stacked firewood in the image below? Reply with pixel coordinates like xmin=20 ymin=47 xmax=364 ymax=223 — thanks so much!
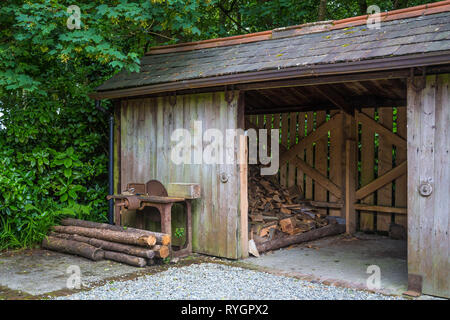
xmin=42 ymin=218 xmax=171 ymax=267
xmin=248 ymin=165 xmax=329 ymax=249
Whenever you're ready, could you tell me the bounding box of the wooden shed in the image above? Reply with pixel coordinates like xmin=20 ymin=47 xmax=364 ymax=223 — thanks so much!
xmin=91 ymin=2 xmax=450 ymax=298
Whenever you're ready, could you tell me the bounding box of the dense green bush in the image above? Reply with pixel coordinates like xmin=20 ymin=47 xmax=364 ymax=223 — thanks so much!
xmin=0 ymin=97 xmax=109 ymax=249
xmin=0 ymin=0 xmax=214 ymax=249
xmin=0 ymin=0 xmax=437 ymax=249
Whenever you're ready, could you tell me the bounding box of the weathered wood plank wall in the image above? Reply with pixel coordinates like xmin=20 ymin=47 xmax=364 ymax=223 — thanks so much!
xmin=116 ymin=92 xmax=245 ymax=259
xmin=407 ymin=74 xmax=449 ymax=298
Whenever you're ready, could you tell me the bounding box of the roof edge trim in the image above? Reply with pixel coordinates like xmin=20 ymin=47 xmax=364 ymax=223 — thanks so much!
xmin=90 ymin=51 xmax=450 ymax=100
xmin=145 ymin=0 xmax=450 ymax=55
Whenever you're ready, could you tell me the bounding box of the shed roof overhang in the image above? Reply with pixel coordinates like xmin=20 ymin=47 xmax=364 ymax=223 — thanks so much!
xmin=90 ymin=1 xmax=450 ymax=100
xmin=90 ymin=52 xmax=450 ymax=100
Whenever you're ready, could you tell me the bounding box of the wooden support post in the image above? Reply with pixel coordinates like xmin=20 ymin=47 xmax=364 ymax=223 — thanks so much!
xmin=344 ymin=112 xmax=357 ymax=234
xmin=114 ymin=202 xmax=122 ymax=226
xmin=239 ymin=134 xmax=249 ymax=258
xmin=376 ymin=107 xmax=393 ymax=232
xmin=329 ymin=110 xmax=343 ymax=217
xmin=345 ymin=139 xmax=357 ymax=234
xmin=159 ymin=204 xmax=173 ymax=239
xmin=407 ymin=74 xmax=450 ymax=298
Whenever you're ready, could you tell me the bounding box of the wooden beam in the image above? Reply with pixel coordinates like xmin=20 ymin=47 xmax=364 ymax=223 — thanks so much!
xmin=358 ymin=111 xmax=407 ymax=149
xmin=290 ymin=156 xmax=342 ymax=199
xmin=356 ymin=160 xmax=407 ymax=200
xmin=239 ymin=69 xmax=411 ymax=91
xmin=354 ymin=204 xmax=407 ymax=214
xmin=279 ymin=113 xmax=342 ymax=166
xmin=245 ymin=97 xmax=406 ymax=115
xmin=296 ymin=200 xmax=344 ymax=209
xmin=312 ymin=86 xmax=354 ymax=115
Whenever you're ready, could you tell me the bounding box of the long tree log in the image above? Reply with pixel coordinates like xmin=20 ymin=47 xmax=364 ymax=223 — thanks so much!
xmin=103 ymin=251 xmax=147 ymax=267
xmin=49 ymin=231 xmax=91 ymax=243
xmin=255 ymin=223 xmax=345 ymax=253
xmin=89 ymin=238 xmax=155 ymax=259
xmin=42 ymin=236 xmax=104 ymax=261
xmin=49 ymin=232 xmax=155 ymax=259
xmin=60 ymin=218 xmax=171 ymax=245
xmin=52 ymin=225 xmax=156 ymax=247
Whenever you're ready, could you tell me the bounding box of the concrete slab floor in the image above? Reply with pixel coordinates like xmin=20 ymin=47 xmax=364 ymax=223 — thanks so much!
xmin=0 ymin=249 xmax=143 ymax=297
xmin=241 ymin=233 xmax=408 ymax=296
xmin=0 ymin=237 xmax=442 ymax=300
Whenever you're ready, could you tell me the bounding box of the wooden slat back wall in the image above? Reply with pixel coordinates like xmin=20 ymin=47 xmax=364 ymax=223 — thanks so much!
xmin=356 ymin=107 xmax=407 ymax=231
xmin=246 ymin=109 xmax=344 ymax=216
xmin=118 ymin=92 xmax=243 ymax=259
xmin=245 ymin=106 xmax=408 ymax=230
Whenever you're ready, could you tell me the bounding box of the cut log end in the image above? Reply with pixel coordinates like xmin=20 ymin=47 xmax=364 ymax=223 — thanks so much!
xmin=159 ymin=245 xmax=170 ymax=259
xmin=150 ymin=245 xmax=170 ymax=258
xmin=146 ymin=235 xmax=157 ymax=246
xmin=161 ymin=235 xmax=171 ymax=246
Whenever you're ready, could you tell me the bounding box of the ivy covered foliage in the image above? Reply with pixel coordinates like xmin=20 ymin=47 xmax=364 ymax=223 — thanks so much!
xmin=0 ymin=0 xmax=214 ymax=249
xmin=0 ymin=0 xmax=439 ymax=249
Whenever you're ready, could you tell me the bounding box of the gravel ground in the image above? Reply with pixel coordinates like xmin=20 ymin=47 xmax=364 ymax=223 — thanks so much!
xmin=55 ymin=263 xmax=403 ymax=300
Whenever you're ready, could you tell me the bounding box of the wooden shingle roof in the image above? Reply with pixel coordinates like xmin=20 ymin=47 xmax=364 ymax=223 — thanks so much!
xmin=94 ymin=2 xmax=450 ymax=98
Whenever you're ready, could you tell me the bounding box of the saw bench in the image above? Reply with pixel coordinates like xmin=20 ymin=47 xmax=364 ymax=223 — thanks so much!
xmin=107 ymin=180 xmax=199 ymax=258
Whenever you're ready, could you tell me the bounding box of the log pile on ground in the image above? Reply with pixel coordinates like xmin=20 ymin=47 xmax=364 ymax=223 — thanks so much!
xmin=248 ymin=165 xmax=344 ymax=254
xmin=42 ymin=218 xmax=170 ymax=267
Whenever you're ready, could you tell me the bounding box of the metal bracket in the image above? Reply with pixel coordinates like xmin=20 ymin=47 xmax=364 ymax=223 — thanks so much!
xmin=224 ymin=85 xmax=235 ymax=104
xmin=405 ymin=274 xmax=423 ymax=297
xmin=220 ymin=172 xmax=229 ymax=183
xmin=409 ymin=67 xmax=426 ymax=92
xmin=418 ymin=178 xmax=433 ymax=197
xmin=169 ymin=92 xmax=177 ymax=107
